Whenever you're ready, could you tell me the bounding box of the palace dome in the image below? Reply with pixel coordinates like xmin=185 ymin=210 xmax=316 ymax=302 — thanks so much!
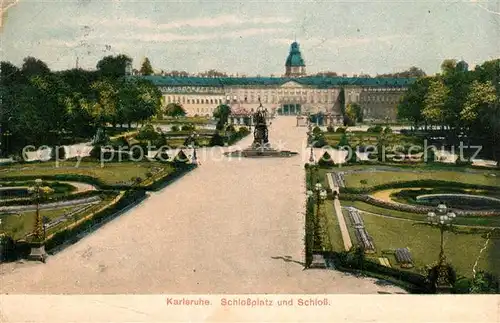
xmin=285 ymin=42 xmax=305 ymax=67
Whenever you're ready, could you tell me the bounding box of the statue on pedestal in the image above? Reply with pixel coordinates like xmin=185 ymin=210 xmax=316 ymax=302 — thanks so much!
xmin=252 ymin=102 xmax=269 ymax=148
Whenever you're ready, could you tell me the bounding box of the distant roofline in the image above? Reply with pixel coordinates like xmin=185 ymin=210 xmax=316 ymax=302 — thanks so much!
xmin=137 ymin=75 xmax=417 ymax=87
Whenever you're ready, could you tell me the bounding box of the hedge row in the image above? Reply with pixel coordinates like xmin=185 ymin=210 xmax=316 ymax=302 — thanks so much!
xmin=329 ymin=251 xmax=431 ymax=293
xmin=341 ymin=179 xmax=500 ymax=194
xmin=44 ymin=189 xmax=147 ymax=252
xmin=0 ymin=162 xmax=197 ymax=192
xmin=340 ymin=192 xmax=500 ymax=216
xmin=0 ymin=190 xmax=103 ymax=207
xmin=143 ymin=163 xmax=197 ymax=191
xmin=304 ymin=196 xmax=314 ymax=268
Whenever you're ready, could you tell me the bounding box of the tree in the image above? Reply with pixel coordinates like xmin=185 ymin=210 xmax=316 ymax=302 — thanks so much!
xmin=346 ymin=103 xmax=363 ymax=124
xmin=397 ymin=77 xmax=430 ymax=129
xmin=165 ymin=103 xmax=186 ymax=118
xmin=198 ymin=69 xmax=227 ymax=77
xmin=314 ymin=71 xmax=338 ymax=77
xmin=377 ymin=66 xmax=426 ymax=78
xmin=423 ymin=78 xmax=449 ymax=127
xmin=88 ymin=79 xmax=119 ymax=128
xmin=21 ymin=57 xmax=50 ymax=79
xmin=440 ymin=59 xmax=457 ymax=76
xmin=140 ymin=57 xmax=154 ymax=76
xmin=96 ymin=54 xmax=132 ymax=79
xmin=461 ymin=80 xmax=499 ymax=165
xmin=213 ymin=104 xmax=231 ymax=130
xmin=461 ymin=80 xmax=497 ymax=125
xmin=338 ymin=88 xmax=347 ymax=126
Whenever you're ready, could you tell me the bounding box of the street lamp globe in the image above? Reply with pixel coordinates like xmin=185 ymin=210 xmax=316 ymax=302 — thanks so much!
xmin=319 ymin=190 xmax=327 ymax=200
xmin=35 ymin=178 xmax=42 ymax=186
xmin=315 ymin=182 xmax=322 ymax=191
xmin=427 ymin=211 xmax=436 ymax=222
xmin=437 ymin=203 xmax=447 ymax=214
xmin=306 ymin=190 xmax=313 ymax=198
xmin=448 ymin=212 xmax=456 ymax=220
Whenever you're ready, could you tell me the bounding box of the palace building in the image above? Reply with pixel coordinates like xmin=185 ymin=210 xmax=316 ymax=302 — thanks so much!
xmin=138 ymin=41 xmax=416 ymax=124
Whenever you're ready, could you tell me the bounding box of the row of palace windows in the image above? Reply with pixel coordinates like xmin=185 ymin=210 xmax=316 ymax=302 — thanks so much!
xmin=192 ymin=107 xmax=216 ymax=114
xmin=166 ymin=96 xmax=224 ymax=105
xmin=360 ymin=95 xmax=400 ymax=104
xmin=363 ymin=87 xmax=407 ymax=92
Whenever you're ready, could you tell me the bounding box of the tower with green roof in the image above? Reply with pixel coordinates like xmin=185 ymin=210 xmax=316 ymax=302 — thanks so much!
xmin=285 ymin=41 xmax=306 ymax=77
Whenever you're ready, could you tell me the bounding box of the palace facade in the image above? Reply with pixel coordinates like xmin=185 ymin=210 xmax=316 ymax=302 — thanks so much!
xmin=138 ymin=42 xmax=415 ymax=124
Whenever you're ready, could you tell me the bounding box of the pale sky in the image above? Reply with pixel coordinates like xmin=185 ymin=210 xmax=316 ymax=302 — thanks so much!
xmin=1 ymin=0 xmax=499 ymax=76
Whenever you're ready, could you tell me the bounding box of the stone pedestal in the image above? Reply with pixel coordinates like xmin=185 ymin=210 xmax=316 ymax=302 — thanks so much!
xmin=28 ymin=245 xmax=47 ymax=262
xmin=310 ymin=254 xmax=327 ymax=269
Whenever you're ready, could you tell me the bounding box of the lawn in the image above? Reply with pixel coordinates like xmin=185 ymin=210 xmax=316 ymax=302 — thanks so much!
xmin=322 ymin=132 xmax=422 ymax=148
xmin=340 ymin=200 xmax=500 ymax=227
xmin=153 ymin=117 xmax=212 ymax=124
xmin=319 ymin=200 xmax=344 ymax=252
xmin=1 ymin=206 xmax=82 ymax=240
xmin=0 ymin=196 xmax=117 ymax=240
xmin=356 ymin=212 xmax=500 ymax=278
xmin=0 ymin=161 xmax=175 ymax=186
xmin=344 ymin=169 xmax=500 ymax=189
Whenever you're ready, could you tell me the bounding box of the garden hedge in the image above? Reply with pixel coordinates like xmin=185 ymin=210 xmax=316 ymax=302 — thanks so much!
xmin=43 ymin=189 xmax=147 ymax=253
xmin=329 ymin=251 xmax=431 ymax=293
xmin=0 ymin=162 xmax=197 ymax=192
xmin=0 ymin=190 xmax=103 ymax=207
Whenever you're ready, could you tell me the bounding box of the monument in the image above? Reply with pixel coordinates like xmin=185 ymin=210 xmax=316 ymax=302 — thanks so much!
xmin=225 ymin=101 xmax=298 ymax=158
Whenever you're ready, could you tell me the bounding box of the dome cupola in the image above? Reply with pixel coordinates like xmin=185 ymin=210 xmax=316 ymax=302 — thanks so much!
xmin=285 ymin=41 xmax=306 ymax=77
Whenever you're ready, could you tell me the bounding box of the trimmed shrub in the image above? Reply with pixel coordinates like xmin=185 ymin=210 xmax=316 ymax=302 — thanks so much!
xmin=313 ymin=126 xmax=322 ymax=135
xmin=384 ymin=126 xmax=393 ymax=134
xmin=367 ymin=125 xmax=383 ymax=133
xmin=111 ymin=136 xmax=130 ymax=150
xmin=181 ymin=124 xmax=195 ymax=132
xmin=226 ymin=124 xmax=236 ymax=132
xmin=326 ymin=125 xmax=335 ymax=133
xmin=338 ymin=133 xmax=350 ymax=147
xmin=346 ymin=151 xmax=358 ymax=163
xmin=318 ymin=151 xmax=335 ymax=167
xmin=312 ymin=135 xmax=327 ymax=148
xmin=209 ymin=132 xmax=225 ymax=146
xmin=50 ymin=146 xmax=66 ymax=160
xmin=174 ymin=150 xmax=189 ymax=163
xmin=136 ymin=124 xmax=159 ymax=141
xmin=89 ymin=145 xmax=102 ymax=160
xmin=424 ymin=148 xmax=436 ymax=163
xmin=336 ymin=127 xmax=347 ymax=133
xmin=171 ymin=125 xmax=180 ymax=132
xmin=154 ymin=149 xmax=170 ymax=162
xmin=238 ymin=127 xmax=250 ymax=135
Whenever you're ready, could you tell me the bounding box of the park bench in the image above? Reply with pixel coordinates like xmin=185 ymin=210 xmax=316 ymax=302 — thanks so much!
xmin=395 ymin=248 xmax=414 ymax=268
xmin=347 ymin=207 xmax=364 ymax=227
xmin=354 ymin=227 xmax=375 ymax=252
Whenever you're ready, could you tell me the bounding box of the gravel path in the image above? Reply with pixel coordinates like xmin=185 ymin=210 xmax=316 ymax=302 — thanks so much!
xmin=0 ymin=117 xmax=406 ymax=294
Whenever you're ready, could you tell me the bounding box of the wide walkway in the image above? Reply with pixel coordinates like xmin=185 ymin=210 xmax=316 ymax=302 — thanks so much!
xmin=0 ymin=117 xmax=405 ymax=294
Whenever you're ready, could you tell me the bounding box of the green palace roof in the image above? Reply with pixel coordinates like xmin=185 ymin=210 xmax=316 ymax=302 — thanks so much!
xmin=285 ymin=42 xmax=305 ymax=67
xmin=139 ymin=75 xmax=417 ymax=88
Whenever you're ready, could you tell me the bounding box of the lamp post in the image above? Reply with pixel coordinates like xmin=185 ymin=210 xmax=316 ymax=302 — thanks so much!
xmin=427 ymin=202 xmax=456 ymax=291
xmin=28 ymin=178 xmax=47 ymax=262
xmin=190 ymin=131 xmax=199 ymax=165
xmin=307 ymin=182 xmax=328 ymax=251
